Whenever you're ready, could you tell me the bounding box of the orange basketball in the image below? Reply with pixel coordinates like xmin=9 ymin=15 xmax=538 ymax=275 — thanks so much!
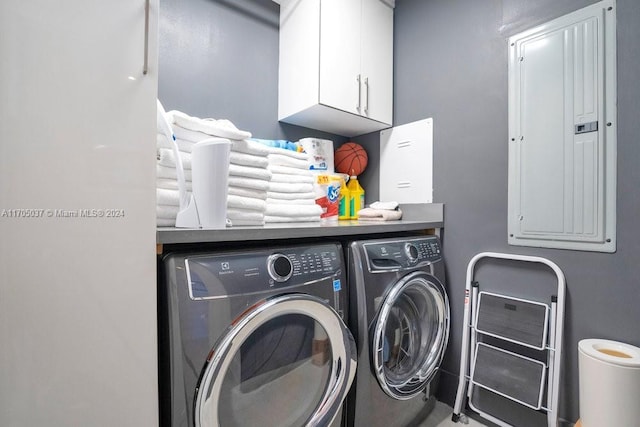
xmin=335 ymin=142 xmax=368 ymax=176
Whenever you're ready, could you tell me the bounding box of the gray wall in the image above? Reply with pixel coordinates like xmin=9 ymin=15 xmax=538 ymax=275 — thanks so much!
xmin=391 ymin=0 xmax=640 ymax=424
xmin=158 ymin=0 xmax=345 ymax=143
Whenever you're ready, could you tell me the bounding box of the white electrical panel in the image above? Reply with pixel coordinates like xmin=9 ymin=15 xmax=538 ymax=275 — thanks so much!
xmin=507 ymin=0 xmax=617 ymax=252
xmin=379 ymin=118 xmax=433 ymax=204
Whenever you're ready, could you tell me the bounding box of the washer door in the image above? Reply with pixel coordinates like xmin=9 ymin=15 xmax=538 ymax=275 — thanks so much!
xmin=194 ymin=293 xmax=357 ymax=427
xmin=371 ymin=271 xmax=450 ymax=400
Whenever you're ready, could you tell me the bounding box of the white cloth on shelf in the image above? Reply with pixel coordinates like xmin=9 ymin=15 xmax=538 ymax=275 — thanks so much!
xmin=228 ymin=186 xmax=267 ymax=200
xmin=268 ymin=182 xmax=313 ymax=194
xmin=226 ymin=208 xmax=265 ymax=225
xmin=264 ymin=146 xmax=310 ymax=160
xmin=157 ymin=204 xmax=180 ymax=219
xmin=230 ymin=151 xmax=269 ymax=169
xmin=157 ymin=164 xmax=192 ymax=181
xmin=266 ymin=191 xmax=317 ymax=201
xmin=231 ymin=139 xmax=271 ymax=157
xmin=265 ymin=197 xmax=315 ymax=205
xmin=157 ymin=218 xmax=176 ymax=227
xmin=228 ymin=164 xmax=272 ymax=181
xmin=267 ymin=165 xmax=315 ymax=177
xmin=156 ymin=133 xmax=196 ymax=153
xmin=171 ymin=125 xmax=211 ymax=144
xmin=156 ymin=188 xmax=181 ymax=207
xmin=157 ymin=148 xmax=192 ymax=170
xmin=265 ymin=203 xmax=322 ymax=217
xmin=227 ymin=194 xmax=267 ymax=212
xmin=228 ymin=176 xmax=270 ymax=191
xmin=369 ymin=201 xmax=400 ymax=210
xmin=267 ymin=153 xmax=310 ymax=170
xmin=157 ymin=178 xmax=192 ymax=191
xmin=264 ymin=215 xmax=321 ymax=223
xmin=270 ymin=173 xmax=314 ymax=184
xmin=357 ymin=207 xmax=403 ymax=221
xmin=169 ymin=110 xmax=252 ymax=140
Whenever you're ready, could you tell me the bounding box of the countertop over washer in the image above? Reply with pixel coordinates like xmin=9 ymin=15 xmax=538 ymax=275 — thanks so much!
xmin=156 ymin=203 xmax=443 ymax=245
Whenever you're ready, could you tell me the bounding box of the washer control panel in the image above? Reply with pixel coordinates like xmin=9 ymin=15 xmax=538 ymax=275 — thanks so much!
xmin=364 ymin=237 xmax=441 ymax=271
xmin=185 ymin=244 xmax=343 ymax=299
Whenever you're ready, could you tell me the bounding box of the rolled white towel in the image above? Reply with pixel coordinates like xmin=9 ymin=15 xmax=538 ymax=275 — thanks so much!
xmin=157 ymin=188 xmax=180 ymax=207
xmin=270 ymin=173 xmax=314 ymax=184
xmin=172 ymin=125 xmax=211 ymax=144
xmin=267 ymin=165 xmax=315 ymax=177
xmin=157 ymin=218 xmax=176 ymax=227
xmin=265 ymin=197 xmax=315 ymax=205
xmin=157 ymin=133 xmax=196 ymax=153
xmin=157 ymin=204 xmax=180 ymax=219
xmin=264 ymin=215 xmax=321 ymax=223
xmin=266 ymin=191 xmax=317 ymax=201
xmin=231 ymin=139 xmax=271 ymax=157
xmin=228 ymin=186 xmax=267 ymax=200
xmin=230 ymin=151 xmax=269 ymax=169
xmin=157 ymin=164 xmax=192 ymax=181
xmin=228 ymin=176 xmax=270 ymax=191
xmin=267 ymin=153 xmax=310 ymax=169
xmin=357 ymin=207 xmax=403 ymax=221
xmin=227 ymin=194 xmax=267 ymax=212
xmin=265 ymin=203 xmax=323 ymax=217
xmin=226 ymin=208 xmax=265 ymax=225
xmin=268 ymin=182 xmax=313 ymax=194
xmin=157 ymin=148 xmax=192 ymax=170
xmin=157 ymin=178 xmax=192 ymax=191
xmin=169 ymin=110 xmax=252 ymax=140
xmin=228 ymin=164 xmax=272 ymax=181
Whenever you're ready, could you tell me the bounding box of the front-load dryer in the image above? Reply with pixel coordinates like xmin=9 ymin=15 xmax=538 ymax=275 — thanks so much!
xmin=158 ymin=242 xmax=356 ymax=427
xmin=346 ymin=236 xmax=450 ymax=427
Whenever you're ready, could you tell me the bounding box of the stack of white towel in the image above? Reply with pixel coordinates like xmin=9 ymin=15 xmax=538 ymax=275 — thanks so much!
xmin=265 ymin=149 xmax=322 ymax=223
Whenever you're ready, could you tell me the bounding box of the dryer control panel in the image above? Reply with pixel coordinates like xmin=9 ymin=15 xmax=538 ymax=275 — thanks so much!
xmin=184 ymin=244 xmax=343 ymax=299
xmin=364 ymin=237 xmax=442 ymax=271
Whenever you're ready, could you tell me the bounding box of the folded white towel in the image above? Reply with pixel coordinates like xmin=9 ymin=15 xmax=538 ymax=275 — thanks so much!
xmin=267 ymin=165 xmax=315 ymax=177
xmin=264 ymin=215 xmax=321 ymax=223
xmin=157 ymin=164 xmax=192 ymax=181
xmin=157 ymin=148 xmax=192 ymax=170
xmin=157 ymin=178 xmax=192 ymax=191
xmin=171 ymin=125 xmax=211 ymax=144
xmin=357 ymin=207 xmax=403 ymax=221
xmin=264 ymin=146 xmax=310 ymax=160
xmin=268 ymin=182 xmax=314 ymax=194
xmin=227 ymin=208 xmax=265 ymax=224
xmin=369 ymin=201 xmax=400 ymax=210
xmin=228 ymin=164 xmax=272 ymax=181
xmin=156 ymin=188 xmax=181 ymax=207
xmin=266 ymin=191 xmax=317 ymax=201
xmin=231 ymin=139 xmax=271 ymax=157
xmin=157 ymin=133 xmax=196 ymax=153
xmin=270 ymin=173 xmax=314 ymax=184
xmin=157 ymin=204 xmax=180 ymax=219
xmin=268 ymin=153 xmax=310 ymax=170
xmin=169 ymin=110 xmax=252 ymax=140
xmin=230 ymin=151 xmax=269 ymax=169
xmin=265 ymin=197 xmax=315 ymax=205
xmin=228 ymin=186 xmax=267 ymax=200
xmin=265 ymin=203 xmax=323 ymax=217
xmin=228 ymin=176 xmax=270 ymax=191
xmin=227 ymin=194 xmax=267 ymax=212
xmin=157 ymin=218 xmax=176 ymax=227
xmin=228 ymin=218 xmax=265 ymax=226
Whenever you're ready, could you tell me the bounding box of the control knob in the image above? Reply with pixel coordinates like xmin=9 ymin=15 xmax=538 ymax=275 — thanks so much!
xmin=268 ymin=253 xmax=293 ymax=282
xmin=404 ymin=243 xmax=419 ymax=263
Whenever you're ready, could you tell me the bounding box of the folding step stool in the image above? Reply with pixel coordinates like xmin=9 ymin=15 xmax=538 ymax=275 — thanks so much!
xmin=452 ymin=252 xmax=565 ymax=427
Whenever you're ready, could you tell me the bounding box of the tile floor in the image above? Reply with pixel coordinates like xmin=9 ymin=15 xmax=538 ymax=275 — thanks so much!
xmin=418 ymin=401 xmax=486 ymax=427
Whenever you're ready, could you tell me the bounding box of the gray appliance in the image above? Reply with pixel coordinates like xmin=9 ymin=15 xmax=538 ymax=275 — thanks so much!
xmin=346 ymin=236 xmax=450 ymax=427
xmin=159 ymin=242 xmax=356 ymax=427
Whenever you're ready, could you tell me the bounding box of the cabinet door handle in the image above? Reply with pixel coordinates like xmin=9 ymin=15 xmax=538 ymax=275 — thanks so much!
xmin=356 ymin=74 xmax=362 ymax=113
xmin=143 ymin=0 xmax=150 ymax=75
xmin=364 ymin=77 xmax=369 ymax=115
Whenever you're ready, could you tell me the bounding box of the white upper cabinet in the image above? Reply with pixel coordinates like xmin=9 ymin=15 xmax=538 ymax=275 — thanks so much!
xmin=507 ymin=0 xmax=617 ymax=252
xmin=278 ymin=0 xmax=394 ymax=137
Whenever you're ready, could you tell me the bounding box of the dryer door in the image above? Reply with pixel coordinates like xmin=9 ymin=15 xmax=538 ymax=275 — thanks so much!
xmin=193 ymin=293 xmax=357 ymax=427
xmin=371 ymin=271 xmax=450 ymax=400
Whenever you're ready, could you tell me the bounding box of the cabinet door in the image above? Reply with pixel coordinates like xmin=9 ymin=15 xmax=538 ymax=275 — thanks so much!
xmin=0 ymin=1 xmax=158 ymax=425
xmin=319 ymin=0 xmax=362 ymax=116
xmin=361 ymin=0 xmax=393 ymax=125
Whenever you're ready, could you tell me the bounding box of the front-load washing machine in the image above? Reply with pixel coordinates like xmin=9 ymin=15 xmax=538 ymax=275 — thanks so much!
xmin=158 ymin=242 xmax=356 ymax=427
xmin=346 ymin=236 xmax=450 ymax=427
